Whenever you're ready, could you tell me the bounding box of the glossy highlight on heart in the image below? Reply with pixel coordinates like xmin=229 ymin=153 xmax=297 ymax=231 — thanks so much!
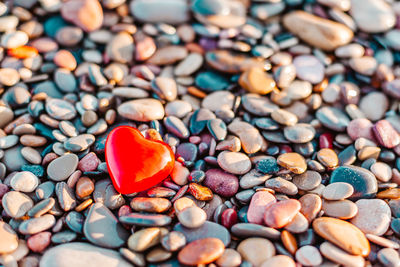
xmin=105 ymin=126 xmax=175 ymax=194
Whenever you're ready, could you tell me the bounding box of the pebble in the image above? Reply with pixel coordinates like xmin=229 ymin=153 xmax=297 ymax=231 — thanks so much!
xmin=277 ymin=152 xmax=307 ymax=174
xmin=161 ymin=231 xmax=186 ymax=252
xmin=237 ymin=238 xmax=275 ymax=266
xmin=371 ymin=162 xmax=392 ymax=182
xmin=350 ymin=0 xmax=395 ymax=33
xmin=350 ymin=199 xmax=391 ymax=236
xmin=27 ymin=232 xmax=51 ymax=253
xmin=204 ymin=169 xmax=239 ymax=197
xmin=299 ymin=194 xmax=322 ymax=223
xmin=293 ymin=55 xmax=324 ymax=84
xmin=47 ymin=154 xmax=78 ymax=181
xmin=295 ymin=245 xmax=323 ymax=266
xmin=45 ymin=99 xmax=76 ymax=120
xmin=346 ymin=118 xmax=375 ymax=141
xmin=130 ymin=0 xmax=189 ymax=25
xmin=10 ymin=171 xmax=39 ymax=193
xmin=40 ymin=242 xmax=131 ymax=267
xmin=292 ymin=171 xmax=321 ymax=191
xmin=261 ymin=255 xmax=296 ymax=267
xmin=247 ymin=191 xmax=276 ymax=225
xmin=359 ymin=92 xmax=389 ymax=121
xmin=178 ymin=238 xmax=225 ymax=266
xmin=215 ymin=248 xmax=242 ymax=267
xmin=0 ymin=106 xmax=14 ymax=128
xmin=320 ymin=241 xmax=365 ymax=267
xmin=241 ymin=94 xmax=278 ymax=116
xmin=322 ymin=199 xmax=358 ymax=219
xmin=329 ymin=165 xmax=378 ymax=199
xmin=239 ymin=67 xmax=276 ymax=95
xmin=64 ymin=134 xmax=95 ymax=152
xmin=106 ymin=32 xmax=134 ymax=64
xmin=373 ymin=120 xmax=400 ymax=148
xmin=84 ymin=203 xmax=129 ymax=248
xmin=0 ymin=221 xmax=19 ymax=254
xmin=130 ymin=197 xmax=171 ymax=213
xmin=349 ymin=56 xmax=377 ymax=76
xmin=284 ymin=123 xmax=316 ymax=144
xmin=19 ymin=214 xmax=56 ymax=235
xmin=316 ymin=106 xmax=350 ymax=132
xmin=317 ymin=148 xmax=339 ymax=168
xmin=264 ymin=199 xmax=301 ymax=228
xmin=1 ymin=31 xmax=28 ymax=48
xmin=271 ymin=109 xmax=298 ymax=126
xmin=61 ymin=0 xmax=103 ymax=32
xmin=228 ymin=120 xmax=263 ymax=154
xmin=174 ymin=53 xmax=203 ymax=76
xmin=313 ymin=217 xmax=370 ymax=256
xmin=283 ymin=11 xmax=353 ymax=51
xmin=118 ymin=99 xmax=165 ymax=122
xmin=217 ymin=151 xmax=251 ymax=175
xmin=174 ymin=221 xmax=231 ymax=246
xmin=377 ymin=248 xmax=400 ymax=267
xmin=2 ymin=191 xmax=33 ymax=218
xmin=322 ymin=182 xmax=354 ymax=200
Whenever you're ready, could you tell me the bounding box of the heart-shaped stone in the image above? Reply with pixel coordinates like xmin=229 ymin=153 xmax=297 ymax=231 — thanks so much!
xmin=105 ymin=126 xmax=175 ymax=194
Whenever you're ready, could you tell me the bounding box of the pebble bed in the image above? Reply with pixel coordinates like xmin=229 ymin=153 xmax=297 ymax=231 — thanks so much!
xmin=2 ymin=0 xmax=400 ymax=266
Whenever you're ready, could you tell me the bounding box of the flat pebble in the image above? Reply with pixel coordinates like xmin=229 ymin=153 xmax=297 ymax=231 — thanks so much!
xmin=0 ymin=221 xmax=19 ymax=254
xmin=217 ymin=151 xmax=251 ymax=175
xmin=264 ymin=199 xmax=301 ymax=228
xmin=237 ymin=238 xmax=275 ymax=266
xmin=118 ymin=99 xmax=165 ymax=122
xmin=178 ymin=238 xmax=225 ymax=266
xmin=47 ymin=154 xmax=78 ymax=181
xmin=323 ymin=182 xmax=354 ymax=200
xmin=2 ymin=191 xmax=33 ymax=218
xmin=295 ymin=245 xmax=323 ymax=266
xmin=247 ymin=191 xmax=276 ymax=225
xmin=277 ymin=152 xmax=307 ymax=174
xmin=10 ymin=171 xmax=39 ymax=193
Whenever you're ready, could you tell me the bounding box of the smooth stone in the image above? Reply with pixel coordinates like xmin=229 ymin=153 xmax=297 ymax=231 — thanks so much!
xmin=349 ymin=56 xmax=377 ymax=76
xmin=1 ymin=145 xmax=28 ymax=171
xmin=207 ymin=118 xmax=227 ymax=141
xmin=241 ymin=94 xmax=279 ymax=116
xmin=45 ymin=99 xmax=76 ymax=120
xmin=217 ymin=151 xmax=251 ymax=175
xmin=202 ymin=91 xmax=234 ymax=112
xmin=313 ymin=217 xmax=370 ymax=256
xmin=64 ymin=134 xmax=95 ymax=152
xmin=215 ymin=248 xmax=242 ymax=267
xmin=283 ymin=11 xmax=353 ymax=51
xmin=373 ymin=120 xmax=400 ymax=148
xmin=359 ymin=92 xmax=389 ymax=121
xmin=228 ymin=120 xmax=263 ymax=154
xmin=317 ymin=148 xmax=339 ymax=168
xmin=0 ymin=135 xmax=18 ymax=149
xmin=320 ymin=241 xmax=365 ymax=267
xmin=284 ymin=212 xmax=309 ymax=233
xmin=178 ymin=238 xmax=225 ymax=266
xmin=174 ymin=221 xmax=231 ymax=246
xmin=335 ymin=43 xmax=365 ymax=58
xmin=10 ymin=171 xmax=39 ymax=193
xmin=237 ymin=238 xmax=275 ymax=266
xmin=0 ymin=106 xmax=14 ymax=128
xmin=152 ymin=77 xmax=178 ymax=102
xmin=0 ymin=240 xmax=29 ymax=265
xmin=377 ymin=248 xmax=400 ymax=267
xmin=371 ymin=162 xmax=392 ymax=182
xmin=127 ymin=227 xmax=162 ymax=252
xmin=1 ymin=31 xmax=28 ymax=48
xmin=130 ymin=0 xmax=189 ymax=25
xmin=130 ymin=197 xmax=171 ymax=213
xmin=55 ymin=182 xmax=77 ymax=211
xmin=346 ymin=118 xmax=375 ymax=141
xmin=350 ymin=199 xmax=391 ymax=236
xmin=323 ymin=182 xmax=354 ymax=200
xmin=284 ymin=124 xmax=316 ymax=144
xmin=231 ymin=223 xmax=280 ymax=240
xmin=260 ymin=255 xmax=296 ymax=267
xmin=165 ymin=100 xmax=192 ymax=118
xmin=40 ymin=242 xmax=131 ymax=267
xmin=61 ymin=0 xmax=103 ymax=32
xmin=195 ymin=71 xmax=230 ymax=92
xmin=350 ymin=0 xmax=395 ymax=33
xmin=205 ymin=50 xmax=266 ymax=74
xmin=293 ymin=171 xmax=321 ymax=191
xmin=147 ymin=45 xmax=188 ymax=65
xmin=54 ymin=69 xmax=77 ymax=93
xmin=293 ymin=55 xmax=324 ymax=84
xmin=330 ymin=165 xmax=378 ymax=199
xmin=295 ymin=245 xmax=323 ymax=266
xmin=299 ymin=194 xmax=322 ymax=223
xmin=271 ymin=109 xmax=298 ymax=126
xmin=239 ymin=67 xmax=276 ymax=95
xmin=105 ymin=32 xmax=134 ymax=64
xmin=161 ymin=231 xmax=186 ymax=252
xmin=256 ymin=158 xmax=279 ymax=174
xmin=277 ymin=152 xmax=307 ymax=174
xmin=28 ymin=198 xmax=55 ymax=218
xmin=19 ymin=214 xmax=56 ymax=235
xmin=247 ymin=191 xmax=276 ymax=225
xmin=2 ymin=191 xmax=33 ymax=218
xmin=316 ymin=106 xmax=350 ymax=132
xmin=174 ymin=53 xmax=203 ymax=76
xmin=264 ymin=199 xmax=301 ymax=228
xmin=118 ymin=99 xmax=164 ymax=122
xmin=0 ymin=221 xmax=18 ymax=254
xmin=47 ymin=154 xmax=78 ymax=181
xmin=84 ymin=203 xmax=129 ymax=248
xmin=204 ymin=169 xmax=239 ymax=198
xmin=322 ymin=200 xmax=358 ymax=219
xmin=265 ymin=177 xmax=298 ymax=195
xmin=164 ymin=116 xmax=189 ymax=139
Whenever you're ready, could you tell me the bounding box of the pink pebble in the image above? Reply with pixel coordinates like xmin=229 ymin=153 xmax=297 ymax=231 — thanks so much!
xmin=78 ymin=152 xmax=100 ymax=172
xmin=27 ymin=231 xmax=51 ymax=253
xmin=247 ymin=191 xmax=276 ymax=225
xmin=347 ymin=118 xmax=375 ymax=141
xmin=264 ymin=199 xmax=301 ymax=228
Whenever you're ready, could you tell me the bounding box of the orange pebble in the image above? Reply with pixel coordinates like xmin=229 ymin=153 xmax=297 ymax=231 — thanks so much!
xmin=8 ymin=46 xmax=38 ymax=59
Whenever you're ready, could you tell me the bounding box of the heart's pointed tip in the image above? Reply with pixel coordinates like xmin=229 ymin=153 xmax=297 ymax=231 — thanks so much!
xmin=105 ymin=125 xmax=176 ymax=195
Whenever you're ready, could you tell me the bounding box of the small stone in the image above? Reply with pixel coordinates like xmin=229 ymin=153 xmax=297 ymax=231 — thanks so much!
xmin=27 ymin=232 xmax=51 ymax=253
xmin=161 ymin=231 xmax=186 ymax=252
xmin=313 ymin=217 xmax=370 ymax=256
xmin=237 ymin=238 xmax=275 ymax=266
xmin=264 ymin=199 xmax=301 ymax=228
xmin=351 ymin=199 xmax=391 ymax=236
xmin=215 ymin=248 xmax=242 ymax=267
xmin=370 ymin=162 xmax=392 ymax=182
xmin=174 ymin=221 xmax=231 ymax=246
xmin=217 ymin=151 xmax=251 ymax=175
xmin=299 ymin=194 xmax=322 ymax=223
xmin=2 ymin=191 xmax=33 ymax=218
xmin=292 ymin=171 xmax=321 ymax=191
xmin=323 ymin=182 xmax=354 ymax=200
xmin=373 ymin=120 xmax=400 ymax=148
xmin=277 ymin=152 xmax=307 ymax=174
xmin=130 ymin=197 xmax=171 ymax=213
xmin=284 ymin=123 xmax=316 ymax=144
xmin=293 ymin=55 xmax=324 ymax=84
xmin=10 ymin=171 xmax=39 ymax=193
xmin=127 ymin=227 xmax=162 ymax=252
xmin=147 ymin=46 xmax=188 ymax=65
xmin=19 ymin=214 xmax=56 ymax=235
xmin=349 ymin=56 xmax=377 ymax=76
xmin=0 ymin=221 xmax=19 ymax=254
xmin=260 ymin=255 xmax=296 ymax=267
xmin=322 ymin=199 xmax=358 ymax=219
xmin=106 ymin=32 xmax=134 ymax=64
xmin=46 ymin=99 xmax=76 ymax=120
xmin=283 ymin=11 xmax=353 ymax=51
xmin=204 ymin=169 xmax=238 ymax=197
xmin=377 ymin=248 xmax=400 ymax=267
xmin=118 ymin=99 xmax=165 ymax=122
xmin=271 ymin=109 xmax=298 ymax=126
xmin=239 ymin=67 xmax=276 ymax=95
xmin=61 ymin=0 xmax=103 ymax=32
xmin=178 ymin=206 xmax=207 ymax=228
xmin=178 ymin=238 xmax=225 ymax=266
xmin=247 ymin=191 xmax=276 ymax=225
xmin=47 ymin=154 xmax=78 ymax=181
xmin=320 ymin=241 xmax=365 ymax=267
xmin=317 ymin=148 xmax=339 ymax=168
xmin=228 ymin=120 xmax=263 ymax=154
xmin=152 ymin=77 xmax=178 ymax=102
xmin=295 ymin=245 xmax=323 ymax=266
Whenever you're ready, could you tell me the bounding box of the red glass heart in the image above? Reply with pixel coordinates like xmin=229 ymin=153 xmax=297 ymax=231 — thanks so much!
xmin=105 ymin=126 xmax=175 ymax=194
